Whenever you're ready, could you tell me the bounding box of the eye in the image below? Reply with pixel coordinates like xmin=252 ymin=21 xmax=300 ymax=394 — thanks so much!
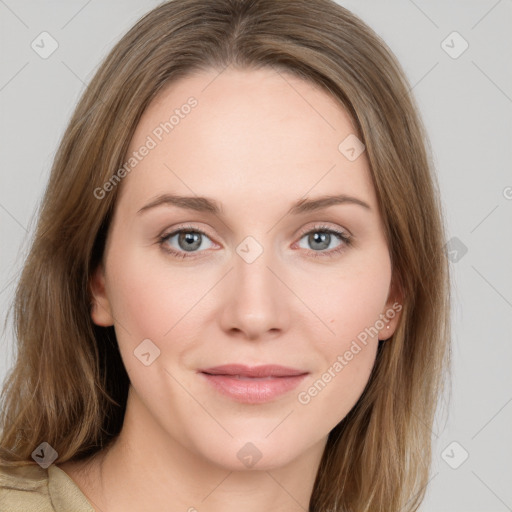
xmin=158 ymin=223 xmax=352 ymax=260
xmin=158 ymin=226 xmax=215 ymax=259
xmin=296 ymin=224 xmax=352 ymax=258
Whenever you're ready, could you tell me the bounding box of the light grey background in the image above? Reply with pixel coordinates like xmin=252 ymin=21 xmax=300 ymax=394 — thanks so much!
xmin=1 ymin=1 xmax=511 ymax=511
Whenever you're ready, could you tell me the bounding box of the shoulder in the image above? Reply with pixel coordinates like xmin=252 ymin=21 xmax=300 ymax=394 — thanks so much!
xmin=0 ymin=463 xmax=54 ymax=511
xmin=0 ymin=463 xmax=95 ymax=512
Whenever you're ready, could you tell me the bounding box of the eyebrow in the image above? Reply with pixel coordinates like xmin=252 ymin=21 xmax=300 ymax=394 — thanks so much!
xmin=137 ymin=193 xmax=371 ymax=216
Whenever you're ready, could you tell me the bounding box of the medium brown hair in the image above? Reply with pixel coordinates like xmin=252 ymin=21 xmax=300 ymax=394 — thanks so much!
xmin=0 ymin=1 xmax=451 ymax=510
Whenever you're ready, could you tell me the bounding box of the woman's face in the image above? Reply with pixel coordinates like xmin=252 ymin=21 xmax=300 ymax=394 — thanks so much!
xmin=91 ymin=67 xmax=401 ymax=471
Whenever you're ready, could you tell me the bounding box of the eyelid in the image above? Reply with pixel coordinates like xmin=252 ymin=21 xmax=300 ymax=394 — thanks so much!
xmin=160 ymin=223 xmax=218 ymax=243
xmin=295 ymin=222 xmax=351 ymax=239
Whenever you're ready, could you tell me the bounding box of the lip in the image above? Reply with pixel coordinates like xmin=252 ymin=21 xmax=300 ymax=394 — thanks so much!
xmin=198 ymin=364 xmax=309 ymax=404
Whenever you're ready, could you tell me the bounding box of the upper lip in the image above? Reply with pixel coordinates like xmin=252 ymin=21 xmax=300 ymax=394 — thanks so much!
xmin=199 ymin=364 xmax=308 ymax=378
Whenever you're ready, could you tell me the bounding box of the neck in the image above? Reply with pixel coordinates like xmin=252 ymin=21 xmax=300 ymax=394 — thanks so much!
xmin=73 ymin=386 xmax=325 ymax=512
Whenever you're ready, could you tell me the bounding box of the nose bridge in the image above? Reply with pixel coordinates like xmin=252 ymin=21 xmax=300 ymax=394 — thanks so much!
xmin=219 ymin=234 xmax=289 ymax=338
xmin=234 ymin=235 xmax=277 ymax=305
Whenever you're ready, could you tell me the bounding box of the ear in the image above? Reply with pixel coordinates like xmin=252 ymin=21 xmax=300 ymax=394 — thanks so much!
xmin=89 ymin=263 xmax=114 ymax=327
xmin=378 ymin=275 xmax=404 ymax=341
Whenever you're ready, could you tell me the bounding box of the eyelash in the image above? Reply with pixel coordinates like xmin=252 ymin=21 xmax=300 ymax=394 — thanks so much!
xmin=157 ymin=223 xmax=352 ymax=260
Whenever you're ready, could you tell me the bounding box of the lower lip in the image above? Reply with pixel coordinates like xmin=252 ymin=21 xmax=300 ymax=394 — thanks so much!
xmin=200 ymin=373 xmax=307 ymax=404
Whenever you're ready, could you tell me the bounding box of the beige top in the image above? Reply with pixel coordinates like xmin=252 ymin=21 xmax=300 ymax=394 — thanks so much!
xmin=0 ymin=463 xmax=95 ymax=511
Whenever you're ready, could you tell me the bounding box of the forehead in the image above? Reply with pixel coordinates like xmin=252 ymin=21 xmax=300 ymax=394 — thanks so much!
xmin=116 ymin=67 xmax=376 ymax=214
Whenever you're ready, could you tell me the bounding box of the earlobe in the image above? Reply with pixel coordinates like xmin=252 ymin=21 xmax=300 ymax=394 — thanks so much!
xmin=379 ymin=278 xmax=404 ymax=341
xmin=378 ymin=303 xmax=402 ymax=341
xmin=89 ymin=263 xmax=114 ymax=327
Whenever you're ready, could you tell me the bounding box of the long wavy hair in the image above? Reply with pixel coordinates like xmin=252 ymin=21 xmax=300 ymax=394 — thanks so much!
xmin=0 ymin=1 xmax=451 ymax=510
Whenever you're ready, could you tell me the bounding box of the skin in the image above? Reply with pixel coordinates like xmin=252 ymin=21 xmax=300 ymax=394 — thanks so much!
xmin=59 ymin=66 xmax=401 ymax=512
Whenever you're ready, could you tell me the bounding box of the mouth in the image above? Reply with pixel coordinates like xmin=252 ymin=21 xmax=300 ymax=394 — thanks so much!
xmin=198 ymin=364 xmax=309 ymax=404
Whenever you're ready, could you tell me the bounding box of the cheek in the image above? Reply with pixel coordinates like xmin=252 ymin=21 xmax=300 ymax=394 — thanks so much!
xmin=297 ymin=252 xmax=392 ymax=346
xmin=296 ymin=341 xmax=377 ymax=439
xmin=292 ymin=252 xmax=390 ymax=416
xmin=105 ymin=244 xmax=205 ymax=340
xmin=103 ymin=248 xmax=204 ymax=411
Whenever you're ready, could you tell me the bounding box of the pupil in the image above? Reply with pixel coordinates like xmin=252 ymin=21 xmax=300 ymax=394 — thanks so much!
xmin=179 ymin=232 xmax=201 ymax=251
xmin=310 ymin=232 xmax=330 ymax=250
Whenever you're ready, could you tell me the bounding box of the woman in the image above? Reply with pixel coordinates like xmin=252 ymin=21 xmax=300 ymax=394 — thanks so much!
xmin=0 ymin=0 xmax=451 ymax=510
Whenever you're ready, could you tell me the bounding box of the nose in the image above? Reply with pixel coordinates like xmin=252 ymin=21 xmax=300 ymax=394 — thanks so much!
xmin=218 ymin=244 xmax=291 ymax=341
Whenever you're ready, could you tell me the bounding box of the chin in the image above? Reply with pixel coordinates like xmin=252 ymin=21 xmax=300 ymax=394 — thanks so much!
xmin=196 ymin=436 xmax=306 ymax=473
